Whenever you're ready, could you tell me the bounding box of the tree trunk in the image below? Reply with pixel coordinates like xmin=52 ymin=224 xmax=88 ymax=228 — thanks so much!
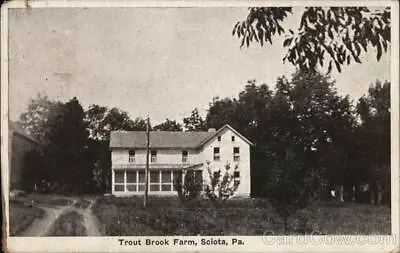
xmin=370 ymin=188 xmax=375 ymax=205
xmin=283 ymin=217 xmax=289 ymax=234
xmin=376 ymin=181 xmax=382 ymax=205
xmin=339 ymin=185 xmax=344 ymax=202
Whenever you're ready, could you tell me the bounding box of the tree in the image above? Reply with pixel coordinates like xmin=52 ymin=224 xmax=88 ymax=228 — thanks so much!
xmin=153 ymin=118 xmax=183 ymax=131
xmin=203 ymin=72 xmax=355 ymax=201
xmin=205 ymin=80 xmax=274 ymax=145
xmin=205 ymin=97 xmax=241 ymax=131
xmin=85 ymin=105 xmax=147 ymax=141
xmin=183 ymin=108 xmax=207 ymax=131
xmin=47 ymin=97 xmax=90 ymax=192
xmin=84 ymin=105 xmax=146 ymax=191
xmin=237 ymin=80 xmax=273 ymax=143
xmin=265 ymin=148 xmax=317 ymax=233
xmin=19 ymin=94 xmax=64 ymax=145
xmin=233 ymin=7 xmax=391 ymax=73
xmin=19 ymin=94 xmax=65 ymax=187
xmin=174 ymin=170 xmax=203 ymax=205
xmin=353 ymin=80 xmax=390 ymax=205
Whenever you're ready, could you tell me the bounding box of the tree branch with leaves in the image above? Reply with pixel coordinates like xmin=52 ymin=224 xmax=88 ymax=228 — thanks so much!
xmin=233 ymin=7 xmax=390 ymax=73
xmin=204 ymin=162 xmax=240 ymax=207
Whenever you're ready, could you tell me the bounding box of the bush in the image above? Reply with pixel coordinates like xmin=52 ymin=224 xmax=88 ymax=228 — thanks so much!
xmin=174 ymin=170 xmax=202 ymax=205
xmin=204 ymin=163 xmax=240 ymax=207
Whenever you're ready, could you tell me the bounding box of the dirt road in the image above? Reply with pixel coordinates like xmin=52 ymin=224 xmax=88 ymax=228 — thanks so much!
xmin=22 ymin=203 xmax=74 ymax=236
xmin=21 ymin=197 xmax=101 ymax=236
xmin=76 ymin=199 xmax=101 ymax=236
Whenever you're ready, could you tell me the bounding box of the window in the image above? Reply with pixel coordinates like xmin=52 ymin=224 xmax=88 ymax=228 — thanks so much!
xmin=151 ymin=150 xmax=157 ymax=163
xmin=217 ymin=136 xmax=221 ymax=141
xmin=113 ymin=170 xmax=180 ymax=193
xmin=233 ymin=171 xmax=240 ymax=185
xmin=150 ymin=171 xmax=160 ymax=191
xmin=114 ymin=171 xmax=125 ymax=192
xmin=233 ymin=147 xmax=240 ymax=161
xmin=126 ymin=171 xmax=137 ymax=192
xmin=161 ymin=171 xmax=172 ymax=191
xmin=128 ymin=150 xmax=135 ymax=163
xmin=182 ymin=150 xmax=188 ymax=163
xmin=213 ymin=147 xmax=220 ymax=161
xmin=138 ymin=171 xmax=145 ymax=191
xmin=173 ymin=171 xmax=182 ymax=190
xmin=231 ymin=136 xmax=235 ymax=142
xmin=114 ymin=171 xmax=124 ymax=183
xmin=114 ymin=185 xmax=124 ymax=192
xmin=150 ymin=171 xmax=159 ymax=182
xmin=194 ymin=170 xmax=203 ymax=186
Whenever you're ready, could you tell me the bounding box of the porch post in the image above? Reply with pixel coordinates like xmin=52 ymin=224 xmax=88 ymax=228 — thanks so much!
xmin=124 ymin=170 xmax=127 ymax=192
xmin=111 ymin=168 xmax=115 ymax=194
xmin=182 ymin=168 xmax=186 ymax=195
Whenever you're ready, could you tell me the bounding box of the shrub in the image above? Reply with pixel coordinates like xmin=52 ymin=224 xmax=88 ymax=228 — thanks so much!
xmin=204 ymin=163 xmax=240 ymax=207
xmin=174 ymin=170 xmax=203 ymax=205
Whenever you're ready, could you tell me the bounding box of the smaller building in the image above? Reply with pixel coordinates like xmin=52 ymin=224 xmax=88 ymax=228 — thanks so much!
xmin=8 ymin=121 xmax=42 ymax=190
xmin=109 ymin=124 xmax=253 ymax=197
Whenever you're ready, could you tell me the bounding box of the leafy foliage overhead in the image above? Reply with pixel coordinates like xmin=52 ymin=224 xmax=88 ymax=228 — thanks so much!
xmin=85 ymin=105 xmax=147 ymax=141
xmin=153 ymin=118 xmax=183 ymax=131
xmin=233 ymin=7 xmax=391 ymax=73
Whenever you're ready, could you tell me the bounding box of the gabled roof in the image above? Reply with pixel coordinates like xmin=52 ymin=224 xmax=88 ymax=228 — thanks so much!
xmin=9 ymin=121 xmax=39 ymax=144
xmin=199 ymin=124 xmax=254 ymax=146
xmin=110 ymin=124 xmax=253 ymax=149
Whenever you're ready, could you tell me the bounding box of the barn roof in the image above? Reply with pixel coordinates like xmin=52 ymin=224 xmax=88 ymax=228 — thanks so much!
xmin=110 ymin=124 xmax=253 ymax=149
xmin=9 ymin=121 xmax=39 ymax=144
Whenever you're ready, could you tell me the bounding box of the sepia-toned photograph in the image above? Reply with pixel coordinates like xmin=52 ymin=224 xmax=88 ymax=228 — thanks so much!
xmin=1 ymin=1 xmax=399 ymax=252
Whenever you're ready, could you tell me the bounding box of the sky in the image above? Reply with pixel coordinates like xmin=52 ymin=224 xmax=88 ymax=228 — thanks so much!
xmin=8 ymin=7 xmax=391 ymax=124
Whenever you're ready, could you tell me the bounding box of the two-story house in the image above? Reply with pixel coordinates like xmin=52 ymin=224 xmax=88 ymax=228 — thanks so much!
xmin=109 ymin=124 xmax=253 ymax=197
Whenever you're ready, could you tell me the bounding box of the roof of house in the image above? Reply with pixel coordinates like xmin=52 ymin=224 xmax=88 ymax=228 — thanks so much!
xmin=110 ymin=130 xmax=213 ymax=149
xmin=9 ymin=121 xmax=39 ymax=144
xmin=110 ymin=124 xmax=253 ymax=149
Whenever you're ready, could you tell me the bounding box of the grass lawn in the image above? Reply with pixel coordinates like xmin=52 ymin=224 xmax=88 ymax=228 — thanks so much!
xmin=48 ymin=211 xmax=86 ymax=236
xmin=92 ymin=196 xmax=391 ymax=236
xmin=9 ymin=200 xmax=46 ymax=236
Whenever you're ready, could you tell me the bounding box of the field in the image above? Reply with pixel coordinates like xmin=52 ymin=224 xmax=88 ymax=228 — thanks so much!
xmin=9 ymin=200 xmax=46 ymax=236
xmin=92 ymin=196 xmax=391 ymax=236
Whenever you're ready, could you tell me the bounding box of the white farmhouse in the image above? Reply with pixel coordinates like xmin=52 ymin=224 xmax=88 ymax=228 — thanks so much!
xmin=109 ymin=124 xmax=253 ymax=197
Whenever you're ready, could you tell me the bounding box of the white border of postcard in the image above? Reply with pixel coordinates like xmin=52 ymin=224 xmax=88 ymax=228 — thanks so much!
xmin=1 ymin=1 xmax=399 ymax=252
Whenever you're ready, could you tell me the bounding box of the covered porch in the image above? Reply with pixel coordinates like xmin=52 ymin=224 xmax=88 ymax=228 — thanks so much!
xmin=111 ymin=163 xmax=203 ymax=196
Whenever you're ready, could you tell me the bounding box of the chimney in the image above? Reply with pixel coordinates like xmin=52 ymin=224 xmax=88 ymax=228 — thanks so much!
xmin=208 ymin=128 xmax=216 ymax=132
